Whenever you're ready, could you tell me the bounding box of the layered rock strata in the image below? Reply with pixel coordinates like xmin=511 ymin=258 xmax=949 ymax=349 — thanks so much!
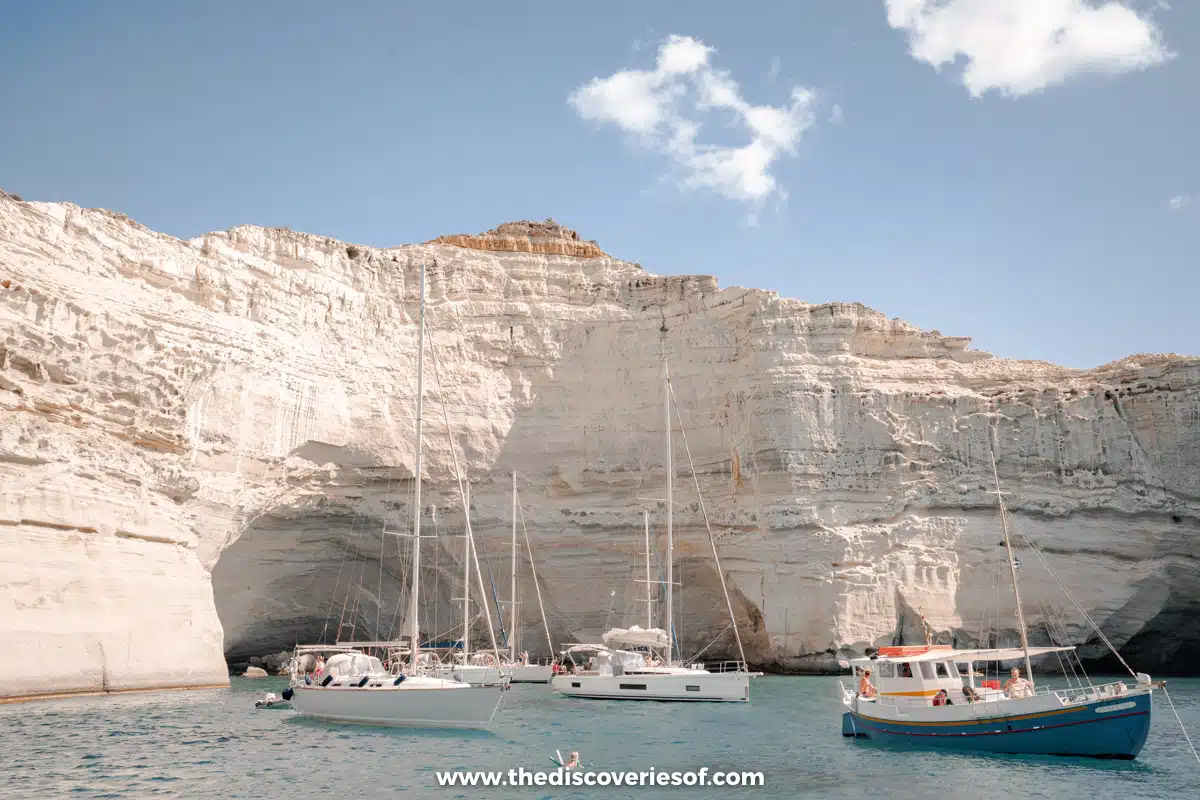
xmin=2 ymin=194 xmax=1198 ymax=702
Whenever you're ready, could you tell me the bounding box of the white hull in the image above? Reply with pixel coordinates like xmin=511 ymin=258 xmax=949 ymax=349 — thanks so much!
xmin=451 ymin=665 xmax=508 ymax=685
xmin=552 ymin=670 xmax=749 ymax=702
xmin=508 ymin=664 xmax=552 ymax=683
xmin=291 ymin=678 xmax=503 ymax=728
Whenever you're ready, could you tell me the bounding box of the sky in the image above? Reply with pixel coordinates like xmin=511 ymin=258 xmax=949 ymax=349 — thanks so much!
xmin=2 ymin=0 xmax=1197 ymax=368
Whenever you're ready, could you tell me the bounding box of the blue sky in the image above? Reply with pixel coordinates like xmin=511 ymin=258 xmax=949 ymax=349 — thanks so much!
xmin=2 ymin=1 xmax=1196 ymax=367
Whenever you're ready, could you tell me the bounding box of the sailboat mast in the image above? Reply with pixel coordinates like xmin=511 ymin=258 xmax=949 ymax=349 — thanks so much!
xmin=463 ymin=481 xmax=471 ymax=660
xmin=644 ymin=509 xmax=652 ymax=630
xmin=990 ymin=447 xmax=1033 ymax=681
xmin=407 ymin=263 xmax=426 ymax=674
xmin=516 ymin=493 xmax=555 ymax=658
xmin=663 ymin=357 xmax=674 ymax=664
xmin=511 ymin=470 xmax=518 ymax=661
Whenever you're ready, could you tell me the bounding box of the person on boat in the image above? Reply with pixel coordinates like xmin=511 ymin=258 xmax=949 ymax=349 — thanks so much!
xmin=932 ymin=689 xmax=953 ymax=706
xmin=564 ymin=752 xmax=580 ymax=770
xmin=312 ymin=655 xmax=325 ymax=680
xmin=1004 ymin=667 xmax=1033 ymax=699
xmin=858 ymin=668 xmax=877 ymax=699
xmin=961 ymin=684 xmax=980 ymax=703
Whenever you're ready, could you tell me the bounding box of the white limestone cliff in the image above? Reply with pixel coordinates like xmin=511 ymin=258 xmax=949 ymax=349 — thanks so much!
xmin=2 ymin=194 xmax=1198 ymax=700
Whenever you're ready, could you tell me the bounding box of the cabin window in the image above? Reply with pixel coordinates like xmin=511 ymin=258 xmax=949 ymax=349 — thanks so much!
xmin=898 ymin=662 xmax=913 ymax=678
xmin=619 ymin=683 xmax=647 ymax=690
xmin=934 ymin=662 xmax=951 ymax=679
xmin=879 ymin=662 xmax=895 ymax=678
xmin=919 ymin=662 xmax=936 ymax=680
xmin=686 ymin=685 xmax=700 ymax=692
xmin=571 ymin=682 xmax=581 ymax=688
xmin=946 ymin=661 xmax=960 ymax=678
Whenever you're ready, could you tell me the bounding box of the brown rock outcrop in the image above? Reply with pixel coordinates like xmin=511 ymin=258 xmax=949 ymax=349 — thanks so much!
xmin=428 ymin=219 xmax=606 ymax=258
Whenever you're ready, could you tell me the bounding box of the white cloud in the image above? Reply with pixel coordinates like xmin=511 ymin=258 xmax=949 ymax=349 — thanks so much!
xmin=884 ymin=0 xmax=1173 ymax=97
xmin=767 ymin=56 xmax=781 ymax=82
xmin=568 ymin=35 xmax=817 ymax=207
xmin=1168 ymin=194 xmax=1191 ymax=211
xmin=830 ymin=103 xmax=844 ymax=122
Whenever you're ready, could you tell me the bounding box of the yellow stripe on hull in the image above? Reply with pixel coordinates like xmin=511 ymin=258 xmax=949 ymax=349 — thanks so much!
xmin=853 ymin=705 xmax=1077 ymax=727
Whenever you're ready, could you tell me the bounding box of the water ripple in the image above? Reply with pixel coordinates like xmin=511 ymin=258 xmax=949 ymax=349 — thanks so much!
xmin=0 ymin=676 xmax=1197 ymax=798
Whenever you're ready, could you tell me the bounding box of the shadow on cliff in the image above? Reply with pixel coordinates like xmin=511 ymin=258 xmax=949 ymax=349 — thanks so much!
xmin=213 ymin=464 xmax=495 ymax=664
xmin=943 ymin=512 xmax=1200 ymax=676
xmin=1080 ymin=564 xmax=1200 ymax=676
xmin=211 ymin=265 xmax=780 ymax=667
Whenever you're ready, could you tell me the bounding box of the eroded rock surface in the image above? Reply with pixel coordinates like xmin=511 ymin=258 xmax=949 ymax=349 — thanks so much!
xmin=2 ymin=193 xmax=1198 ymax=701
xmin=427 ymin=219 xmax=606 ymax=258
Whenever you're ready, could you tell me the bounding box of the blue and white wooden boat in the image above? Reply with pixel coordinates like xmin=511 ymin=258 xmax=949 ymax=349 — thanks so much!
xmin=840 ymin=644 xmax=1156 ymax=759
xmin=838 ymin=449 xmax=1160 ymax=760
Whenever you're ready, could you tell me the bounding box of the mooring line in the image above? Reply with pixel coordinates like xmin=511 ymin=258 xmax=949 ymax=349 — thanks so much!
xmin=1161 ymin=686 xmax=1200 ymax=767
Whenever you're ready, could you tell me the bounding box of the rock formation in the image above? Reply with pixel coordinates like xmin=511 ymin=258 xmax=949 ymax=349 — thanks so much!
xmin=426 ymin=219 xmax=606 ymax=258
xmin=2 ymin=193 xmax=1198 ymax=701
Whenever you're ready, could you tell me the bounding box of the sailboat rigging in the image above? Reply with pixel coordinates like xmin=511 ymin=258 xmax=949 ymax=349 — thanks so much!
xmin=551 ymin=355 xmax=760 ymax=702
xmin=452 ymin=471 xmax=556 ymax=684
xmin=838 ymin=442 xmax=1161 ymax=758
xmin=285 ymin=262 xmax=506 ymax=729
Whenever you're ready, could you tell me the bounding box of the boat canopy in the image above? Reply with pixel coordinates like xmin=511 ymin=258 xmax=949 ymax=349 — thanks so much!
xmin=324 ymin=653 xmax=385 ymax=677
xmin=595 ymin=649 xmax=647 ymax=670
xmin=849 ymin=645 xmax=1074 ymax=668
xmin=602 ymin=626 xmax=669 ymax=649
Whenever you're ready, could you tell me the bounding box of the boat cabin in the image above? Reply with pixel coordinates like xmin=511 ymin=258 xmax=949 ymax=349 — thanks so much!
xmin=861 ymin=645 xmax=966 ymax=707
xmin=852 ymin=644 xmax=1076 ymax=707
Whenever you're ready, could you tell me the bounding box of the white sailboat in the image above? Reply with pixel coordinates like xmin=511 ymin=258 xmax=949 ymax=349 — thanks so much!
xmin=449 ymin=482 xmax=509 ymax=686
xmin=286 ymin=263 xmax=506 ymax=729
xmin=552 ymin=357 xmax=760 ymax=702
xmin=503 ymin=471 xmax=556 ymax=683
xmin=451 ymin=472 xmax=556 ymax=684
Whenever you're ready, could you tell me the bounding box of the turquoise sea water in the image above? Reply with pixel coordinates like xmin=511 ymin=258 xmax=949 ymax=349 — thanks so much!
xmin=2 ymin=676 xmax=1198 ymax=799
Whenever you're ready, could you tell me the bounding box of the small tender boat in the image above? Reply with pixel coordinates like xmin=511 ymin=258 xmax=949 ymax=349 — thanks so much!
xmin=255 ymin=691 xmax=292 ymax=710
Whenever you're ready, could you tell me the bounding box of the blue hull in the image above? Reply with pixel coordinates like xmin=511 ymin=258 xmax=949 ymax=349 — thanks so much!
xmin=842 ymin=692 xmax=1152 ymax=759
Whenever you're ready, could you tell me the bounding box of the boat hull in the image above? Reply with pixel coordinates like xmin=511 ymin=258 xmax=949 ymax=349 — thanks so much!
xmin=508 ymin=664 xmax=552 ymax=683
xmin=552 ymin=671 xmax=749 ymax=702
xmin=842 ymin=691 xmax=1152 ymax=759
xmin=450 ymin=665 xmax=507 ymax=686
xmin=290 ymin=682 xmax=503 ymax=729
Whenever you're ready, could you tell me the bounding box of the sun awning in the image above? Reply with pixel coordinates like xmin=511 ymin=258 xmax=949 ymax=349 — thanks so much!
xmin=601 ymin=626 xmax=669 ymax=649
xmin=944 ymin=646 xmax=1075 ymax=663
xmin=847 ymin=645 xmax=1075 ymax=667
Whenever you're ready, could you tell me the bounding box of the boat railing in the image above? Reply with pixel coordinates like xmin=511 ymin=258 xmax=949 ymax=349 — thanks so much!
xmin=866 ymin=678 xmax=1140 ymax=710
xmin=1048 ymin=679 xmax=1137 ymax=705
xmin=696 ymin=660 xmax=751 ymax=674
xmin=510 ymin=657 xmax=556 ymax=667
